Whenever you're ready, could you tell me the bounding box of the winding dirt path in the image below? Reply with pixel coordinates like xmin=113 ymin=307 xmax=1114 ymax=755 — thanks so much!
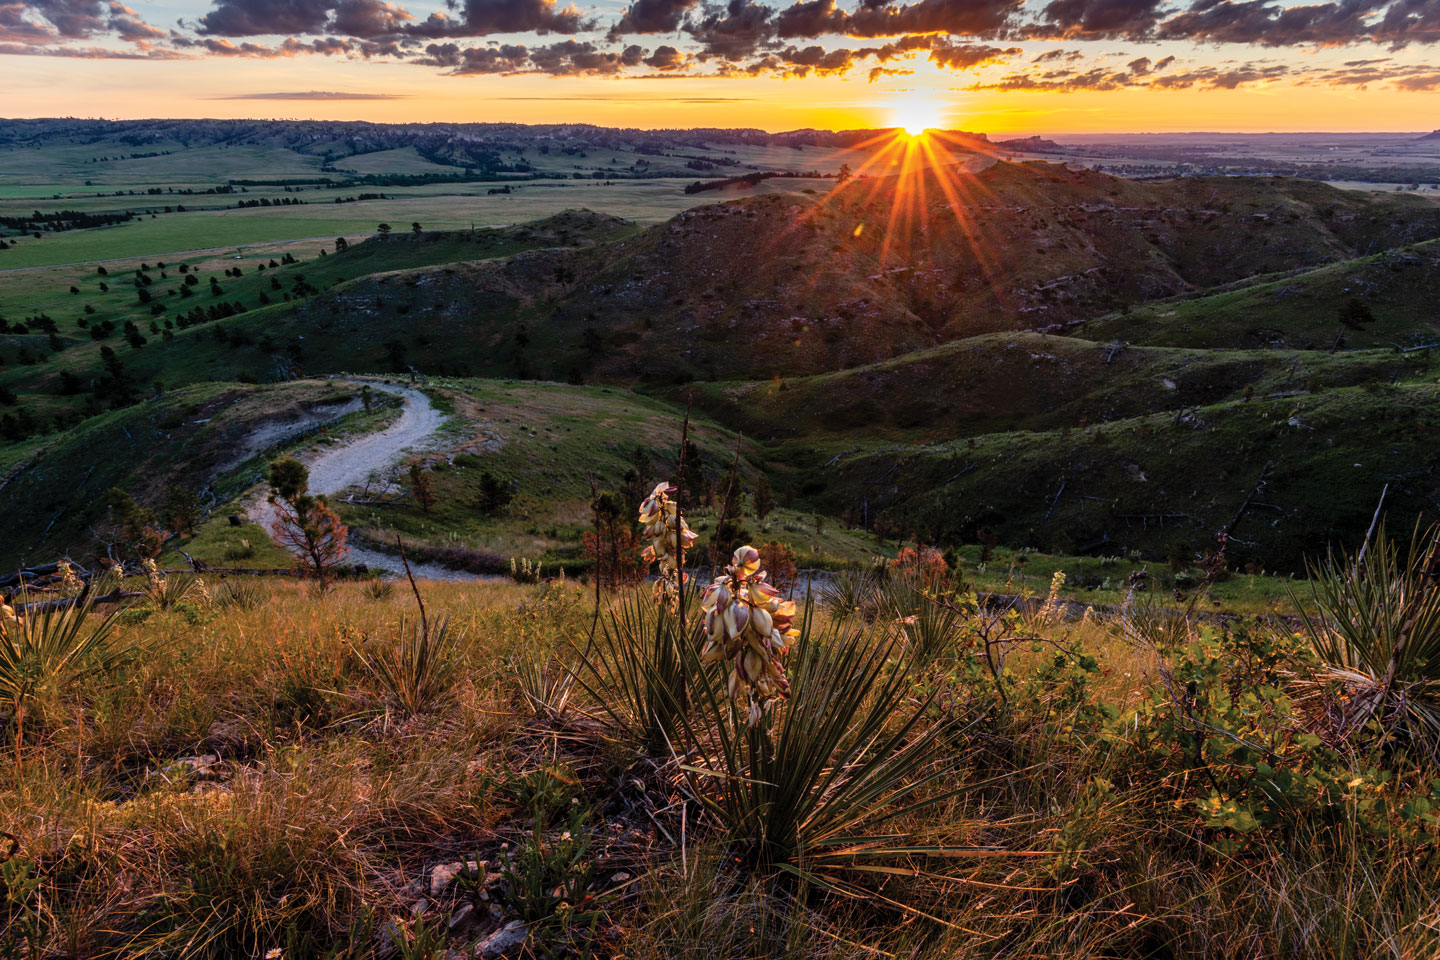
xmin=247 ymin=381 xmax=481 ymax=581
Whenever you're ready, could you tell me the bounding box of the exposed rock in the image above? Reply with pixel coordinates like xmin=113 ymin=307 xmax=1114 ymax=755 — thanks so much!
xmin=475 ymin=920 xmax=528 ymax=958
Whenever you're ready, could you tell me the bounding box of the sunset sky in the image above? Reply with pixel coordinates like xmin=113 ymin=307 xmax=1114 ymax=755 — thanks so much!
xmin=2 ymin=0 xmax=1437 ymax=133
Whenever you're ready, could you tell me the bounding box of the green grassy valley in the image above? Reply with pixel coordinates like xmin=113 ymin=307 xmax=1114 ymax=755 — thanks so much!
xmin=3 ymin=152 xmax=1439 ymax=585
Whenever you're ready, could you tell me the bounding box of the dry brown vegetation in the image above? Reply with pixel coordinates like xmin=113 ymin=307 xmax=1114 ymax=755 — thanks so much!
xmin=3 ymin=548 xmax=1440 ymax=959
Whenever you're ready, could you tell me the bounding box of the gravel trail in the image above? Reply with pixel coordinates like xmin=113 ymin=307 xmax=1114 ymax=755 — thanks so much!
xmin=247 ymin=381 xmax=482 ymax=581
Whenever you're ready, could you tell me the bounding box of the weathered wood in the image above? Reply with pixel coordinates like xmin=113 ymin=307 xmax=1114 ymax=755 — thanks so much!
xmin=16 ymin=590 xmax=141 ymax=615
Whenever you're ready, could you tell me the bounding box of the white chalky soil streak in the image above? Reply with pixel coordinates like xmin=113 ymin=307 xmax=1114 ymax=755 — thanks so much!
xmin=247 ymin=381 xmax=479 ymax=581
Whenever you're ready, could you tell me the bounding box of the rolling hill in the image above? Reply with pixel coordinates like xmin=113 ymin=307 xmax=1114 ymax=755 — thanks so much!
xmin=275 ymin=162 xmax=1440 ymax=383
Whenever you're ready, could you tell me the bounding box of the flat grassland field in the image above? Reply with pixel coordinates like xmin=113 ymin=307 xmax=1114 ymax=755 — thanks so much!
xmin=0 ymin=139 xmax=921 ymax=270
xmin=0 ymin=135 xmax=995 ymax=269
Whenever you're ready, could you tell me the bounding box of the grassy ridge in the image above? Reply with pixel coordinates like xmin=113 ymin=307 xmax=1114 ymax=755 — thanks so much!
xmin=679 ymin=331 xmax=1427 ymax=446
xmin=0 ymin=379 xmax=399 ymax=567
xmin=837 ymin=382 xmax=1440 ymax=571
xmin=1082 ymin=237 xmax=1440 ymax=350
xmin=0 ymin=212 xmax=635 ymax=421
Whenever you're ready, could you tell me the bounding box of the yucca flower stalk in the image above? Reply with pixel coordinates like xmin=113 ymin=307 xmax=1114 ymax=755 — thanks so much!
xmin=56 ymin=560 xmax=83 ymax=597
xmin=1041 ymin=569 xmax=1067 ymax=624
xmin=141 ymin=557 xmax=163 ymax=591
xmin=700 ymin=545 xmax=796 ymax=726
xmin=638 ymin=481 xmax=696 ymax=612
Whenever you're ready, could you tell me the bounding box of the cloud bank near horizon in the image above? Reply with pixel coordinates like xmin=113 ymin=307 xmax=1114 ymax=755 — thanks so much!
xmin=3 ymin=0 xmax=1440 ymax=93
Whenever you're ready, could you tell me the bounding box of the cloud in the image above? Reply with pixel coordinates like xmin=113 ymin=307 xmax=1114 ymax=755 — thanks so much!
xmin=211 ymin=89 xmax=405 ymax=97
xmin=971 ymin=57 xmax=1296 ymax=91
xmin=0 ymin=1 xmax=59 ymax=43
xmin=926 ymin=38 xmax=1019 ymax=68
xmin=644 ymin=41 xmax=687 ymax=66
xmin=606 ymin=0 xmax=698 ymax=37
xmin=329 ymin=0 xmax=412 ymax=36
xmin=1029 ymin=0 xmax=1166 ymax=38
xmin=866 ymin=63 xmax=910 ymax=79
xmin=774 ymin=0 xmax=1023 ymax=39
xmin=684 ymin=0 xmax=773 ymax=59
xmin=29 ymin=0 xmax=104 ymax=37
xmin=9 ymin=0 xmax=1440 ymax=90
xmin=192 ymin=0 xmax=589 ymax=39
xmin=196 ymin=0 xmax=332 ymax=35
xmin=0 ymin=37 xmax=186 ymax=54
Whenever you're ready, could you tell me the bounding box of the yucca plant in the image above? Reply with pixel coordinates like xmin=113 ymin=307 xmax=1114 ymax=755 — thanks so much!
xmin=361 ymin=577 xmax=395 ymax=601
xmin=1294 ymin=521 xmax=1440 ymax=750
xmin=509 ymin=652 xmax=576 ymax=720
xmin=877 ymin=579 xmax=964 ymax=666
xmin=0 ymin=585 xmax=129 ymax=760
xmin=676 ymin=606 xmax=986 ymax=888
xmin=569 ymin=589 xmax=689 ymax=753
xmin=216 ymin=579 xmax=263 ymax=610
xmin=820 ymin=569 xmax=879 ymax=620
xmin=353 ymin=613 xmax=467 ymax=717
xmin=145 ymin=572 xmax=203 ymax=611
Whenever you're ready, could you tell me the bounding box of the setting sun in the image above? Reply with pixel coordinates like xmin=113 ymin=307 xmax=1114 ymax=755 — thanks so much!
xmin=890 ymin=97 xmax=945 ymax=136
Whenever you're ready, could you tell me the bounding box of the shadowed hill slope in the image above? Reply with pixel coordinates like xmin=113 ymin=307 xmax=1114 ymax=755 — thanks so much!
xmin=678 ymin=332 xmax=1424 ymax=444
xmin=1081 ymin=238 xmax=1440 ymax=350
xmin=285 ymin=162 xmax=1440 ymax=383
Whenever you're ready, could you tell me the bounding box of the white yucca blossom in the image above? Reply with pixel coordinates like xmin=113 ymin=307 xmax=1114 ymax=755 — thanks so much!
xmin=56 ymin=560 xmax=83 ymax=597
xmin=638 ymin=481 xmax=696 ymax=610
xmin=1042 ymin=569 xmax=1067 ymax=624
xmin=141 ymin=558 xmax=163 ymax=589
xmin=700 ymin=545 xmax=796 ymax=725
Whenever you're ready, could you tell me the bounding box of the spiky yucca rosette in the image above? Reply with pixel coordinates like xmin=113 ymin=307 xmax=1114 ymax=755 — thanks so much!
xmin=701 ymin=546 xmax=797 ymax=726
xmin=638 ymin=481 xmax=696 ymax=611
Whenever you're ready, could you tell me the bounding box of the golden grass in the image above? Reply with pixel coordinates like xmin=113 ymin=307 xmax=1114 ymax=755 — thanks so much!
xmin=2 ymin=576 xmax=1437 ymax=959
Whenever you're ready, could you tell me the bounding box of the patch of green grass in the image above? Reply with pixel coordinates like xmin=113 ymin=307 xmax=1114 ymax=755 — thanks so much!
xmin=1082 ymin=238 xmax=1440 ymax=350
xmin=844 ymin=381 xmax=1440 ymax=575
xmin=0 ymin=213 xmax=636 ymax=422
xmin=679 ymin=331 xmax=1429 ymax=447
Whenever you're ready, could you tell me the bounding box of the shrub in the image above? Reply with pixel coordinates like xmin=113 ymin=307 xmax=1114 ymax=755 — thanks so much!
xmin=352 ymin=612 xmax=467 ymax=717
xmin=1295 ymin=521 xmax=1440 ymax=749
xmin=756 ymin=541 xmax=798 ymax=594
xmin=0 ymin=581 xmax=130 ymax=758
xmin=267 ymin=458 xmax=348 ymax=581
xmin=677 ymin=608 xmax=964 ymax=881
